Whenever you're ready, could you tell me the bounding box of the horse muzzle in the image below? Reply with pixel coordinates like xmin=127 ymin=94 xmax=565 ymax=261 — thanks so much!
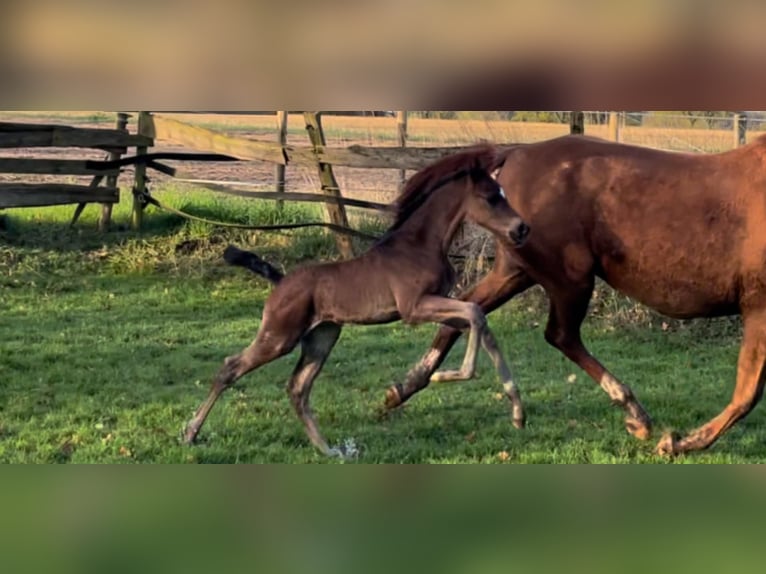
xmin=509 ymin=220 xmax=530 ymax=247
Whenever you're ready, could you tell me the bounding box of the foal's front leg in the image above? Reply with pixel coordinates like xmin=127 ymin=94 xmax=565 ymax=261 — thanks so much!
xmin=432 ymin=325 xmax=525 ymax=429
xmin=403 ymin=296 xmax=525 ymax=428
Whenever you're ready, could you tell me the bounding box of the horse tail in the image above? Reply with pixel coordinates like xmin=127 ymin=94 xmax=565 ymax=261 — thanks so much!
xmin=223 ymin=246 xmax=284 ymax=285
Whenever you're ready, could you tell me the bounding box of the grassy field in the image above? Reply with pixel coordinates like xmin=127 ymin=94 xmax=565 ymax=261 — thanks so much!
xmin=1 ymin=186 xmax=763 ymax=464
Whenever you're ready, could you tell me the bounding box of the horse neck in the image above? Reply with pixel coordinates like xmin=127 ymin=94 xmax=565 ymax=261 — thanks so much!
xmin=395 ymin=180 xmax=467 ymax=255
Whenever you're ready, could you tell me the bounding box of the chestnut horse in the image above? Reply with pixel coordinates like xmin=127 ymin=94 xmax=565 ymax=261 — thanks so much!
xmin=182 ymin=146 xmax=530 ymax=456
xmin=386 ymin=134 xmax=766 ymax=456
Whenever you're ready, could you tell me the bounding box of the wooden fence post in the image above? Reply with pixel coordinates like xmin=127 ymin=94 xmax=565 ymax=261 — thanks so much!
xmin=99 ymin=112 xmax=130 ymax=231
xmin=132 ymin=111 xmax=151 ymax=230
xmin=570 ymin=111 xmax=585 ymax=135
xmin=304 ymin=111 xmax=355 ymax=259
xmin=397 ymin=111 xmax=408 ymax=189
xmin=275 ymin=111 xmax=288 ymax=211
xmin=733 ymin=112 xmax=747 ymax=148
xmin=607 ymin=111 xmax=620 ymax=142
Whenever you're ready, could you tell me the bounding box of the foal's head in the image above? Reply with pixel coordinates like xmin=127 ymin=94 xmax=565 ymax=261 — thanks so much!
xmin=393 ymin=145 xmax=530 ymax=246
xmin=459 ymin=151 xmax=529 ymax=247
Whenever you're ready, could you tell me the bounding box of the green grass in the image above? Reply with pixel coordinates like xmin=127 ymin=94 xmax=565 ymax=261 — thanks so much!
xmin=1 ymin=189 xmax=762 ymax=463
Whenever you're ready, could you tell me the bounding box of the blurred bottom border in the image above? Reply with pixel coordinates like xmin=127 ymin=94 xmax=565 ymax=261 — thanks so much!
xmin=0 ymin=466 xmax=764 ymax=574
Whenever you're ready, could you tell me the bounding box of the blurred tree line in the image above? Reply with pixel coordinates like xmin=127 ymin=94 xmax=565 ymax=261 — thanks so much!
xmin=410 ymin=111 xmax=762 ymax=129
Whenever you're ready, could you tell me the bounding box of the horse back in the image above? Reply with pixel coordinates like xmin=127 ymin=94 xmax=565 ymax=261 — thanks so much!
xmin=497 ymin=135 xmax=766 ymax=317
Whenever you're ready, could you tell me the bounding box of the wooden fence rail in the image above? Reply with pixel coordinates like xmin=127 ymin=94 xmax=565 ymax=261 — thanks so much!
xmin=147 ymin=114 xmax=489 ymax=170
xmin=0 ymin=183 xmax=119 ymax=209
xmin=0 ymin=122 xmax=151 ymax=151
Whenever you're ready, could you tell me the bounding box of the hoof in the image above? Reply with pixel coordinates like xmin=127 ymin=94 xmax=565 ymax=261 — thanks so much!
xmin=625 ymin=416 xmax=652 ymax=441
xmin=656 ymin=432 xmax=680 ymax=457
xmin=384 ymin=385 xmax=404 ymax=411
xmin=512 ymin=416 xmax=526 ymax=430
xmin=181 ymin=424 xmax=199 ymax=446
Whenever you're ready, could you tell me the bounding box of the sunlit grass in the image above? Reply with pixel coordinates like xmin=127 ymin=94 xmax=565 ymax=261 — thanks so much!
xmin=0 ymin=189 xmax=760 ymax=463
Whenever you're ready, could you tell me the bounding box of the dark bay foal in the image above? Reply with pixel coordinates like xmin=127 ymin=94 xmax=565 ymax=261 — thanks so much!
xmin=183 ymin=146 xmax=530 ymax=456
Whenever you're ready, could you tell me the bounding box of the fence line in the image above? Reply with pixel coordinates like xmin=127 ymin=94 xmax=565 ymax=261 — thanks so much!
xmin=148 ymin=113 xmax=496 ymax=170
xmin=0 ymin=114 xmax=245 ymax=230
xmin=0 ymin=117 xmax=142 ymax=228
xmin=6 ymin=111 xmax=761 ymax=250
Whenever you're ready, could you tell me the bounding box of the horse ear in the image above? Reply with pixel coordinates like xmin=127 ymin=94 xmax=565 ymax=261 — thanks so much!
xmin=489 ymin=146 xmax=513 ymax=175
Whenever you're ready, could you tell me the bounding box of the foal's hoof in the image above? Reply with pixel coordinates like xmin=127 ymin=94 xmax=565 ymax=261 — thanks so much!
xmin=656 ymin=432 xmax=681 ymax=457
xmin=625 ymin=416 xmax=652 ymax=441
xmin=384 ymin=384 xmax=404 ymax=411
xmin=181 ymin=424 xmax=199 ymax=446
xmin=511 ymin=409 xmax=526 ymax=430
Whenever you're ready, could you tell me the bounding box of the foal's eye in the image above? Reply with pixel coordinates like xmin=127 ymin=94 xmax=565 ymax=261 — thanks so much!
xmin=487 ymin=192 xmax=505 ymax=206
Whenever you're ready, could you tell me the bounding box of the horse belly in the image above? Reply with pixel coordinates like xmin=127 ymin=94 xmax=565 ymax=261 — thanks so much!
xmin=315 ymin=279 xmax=401 ymax=325
xmin=600 ymin=254 xmax=740 ymax=319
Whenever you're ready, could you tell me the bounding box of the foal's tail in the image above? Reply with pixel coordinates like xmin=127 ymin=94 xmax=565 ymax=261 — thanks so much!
xmin=223 ymin=246 xmax=284 ymax=285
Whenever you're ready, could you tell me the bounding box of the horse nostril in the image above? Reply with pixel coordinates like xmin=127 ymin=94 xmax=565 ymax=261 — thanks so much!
xmin=511 ymin=222 xmax=530 ymax=245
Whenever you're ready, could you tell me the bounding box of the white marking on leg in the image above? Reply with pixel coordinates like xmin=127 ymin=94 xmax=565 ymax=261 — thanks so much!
xmin=503 ymin=381 xmax=517 ymax=395
xmin=423 ymin=347 xmax=442 ymax=368
xmin=599 ymin=373 xmax=627 ymax=403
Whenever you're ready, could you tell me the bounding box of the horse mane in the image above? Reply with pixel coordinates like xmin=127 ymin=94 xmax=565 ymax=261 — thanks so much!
xmin=390 ymin=143 xmax=501 ymax=230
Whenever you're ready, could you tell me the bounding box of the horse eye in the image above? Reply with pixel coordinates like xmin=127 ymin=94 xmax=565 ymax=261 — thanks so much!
xmin=487 ymin=193 xmax=503 ymax=206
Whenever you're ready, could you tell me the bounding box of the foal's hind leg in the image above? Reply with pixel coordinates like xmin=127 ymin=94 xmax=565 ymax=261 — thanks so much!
xmin=657 ymin=308 xmax=766 ymax=456
xmin=183 ymin=328 xmax=300 ymax=445
xmin=287 ymin=323 xmax=342 ymax=457
xmin=385 ymin=252 xmax=534 ymax=410
xmin=545 ymin=285 xmax=653 ymax=440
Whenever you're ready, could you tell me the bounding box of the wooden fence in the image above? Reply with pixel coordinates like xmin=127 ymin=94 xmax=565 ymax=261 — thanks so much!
xmin=3 ymin=111 xmax=753 ymax=256
xmin=0 ymin=113 xmax=151 ymax=230
xmin=140 ymin=110 xmax=549 ymax=257
xmin=0 ymin=112 xmax=242 ymax=232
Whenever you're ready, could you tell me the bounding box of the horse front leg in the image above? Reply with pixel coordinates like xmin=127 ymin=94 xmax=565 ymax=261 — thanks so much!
xmin=399 ymin=295 xmax=525 ymax=429
xmin=428 ymin=325 xmax=526 ymax=429
xmin=544 ymin=284 xmax=653 ymax=441
xmin=657 ymin=308 xmax=766 ymax=456
xmin=384 ymin=251 xmax=534 ymax=410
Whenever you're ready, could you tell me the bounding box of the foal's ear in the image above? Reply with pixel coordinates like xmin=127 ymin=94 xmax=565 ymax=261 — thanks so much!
xmin=488 ymin=149 xmax=508 ymax=175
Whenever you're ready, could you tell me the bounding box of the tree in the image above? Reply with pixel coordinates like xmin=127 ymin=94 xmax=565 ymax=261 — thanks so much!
xmin=682 ymin=111 xmax=730 ymax=129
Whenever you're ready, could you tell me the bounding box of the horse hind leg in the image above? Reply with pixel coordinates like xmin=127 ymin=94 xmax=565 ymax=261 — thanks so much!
xmin=545 ymin=286 xmax=653 ymax=441
xmin=657 ymin=308 xmax=766 ymax=456
xmin=287 ymin=323 xmax=343 ymax=457
xmin=183 ymin=326 xmax=302 ymax=445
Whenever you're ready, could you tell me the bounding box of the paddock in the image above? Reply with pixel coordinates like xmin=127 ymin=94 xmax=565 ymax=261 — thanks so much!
xmin=1 ymin=111 xmax=763 ymax=463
